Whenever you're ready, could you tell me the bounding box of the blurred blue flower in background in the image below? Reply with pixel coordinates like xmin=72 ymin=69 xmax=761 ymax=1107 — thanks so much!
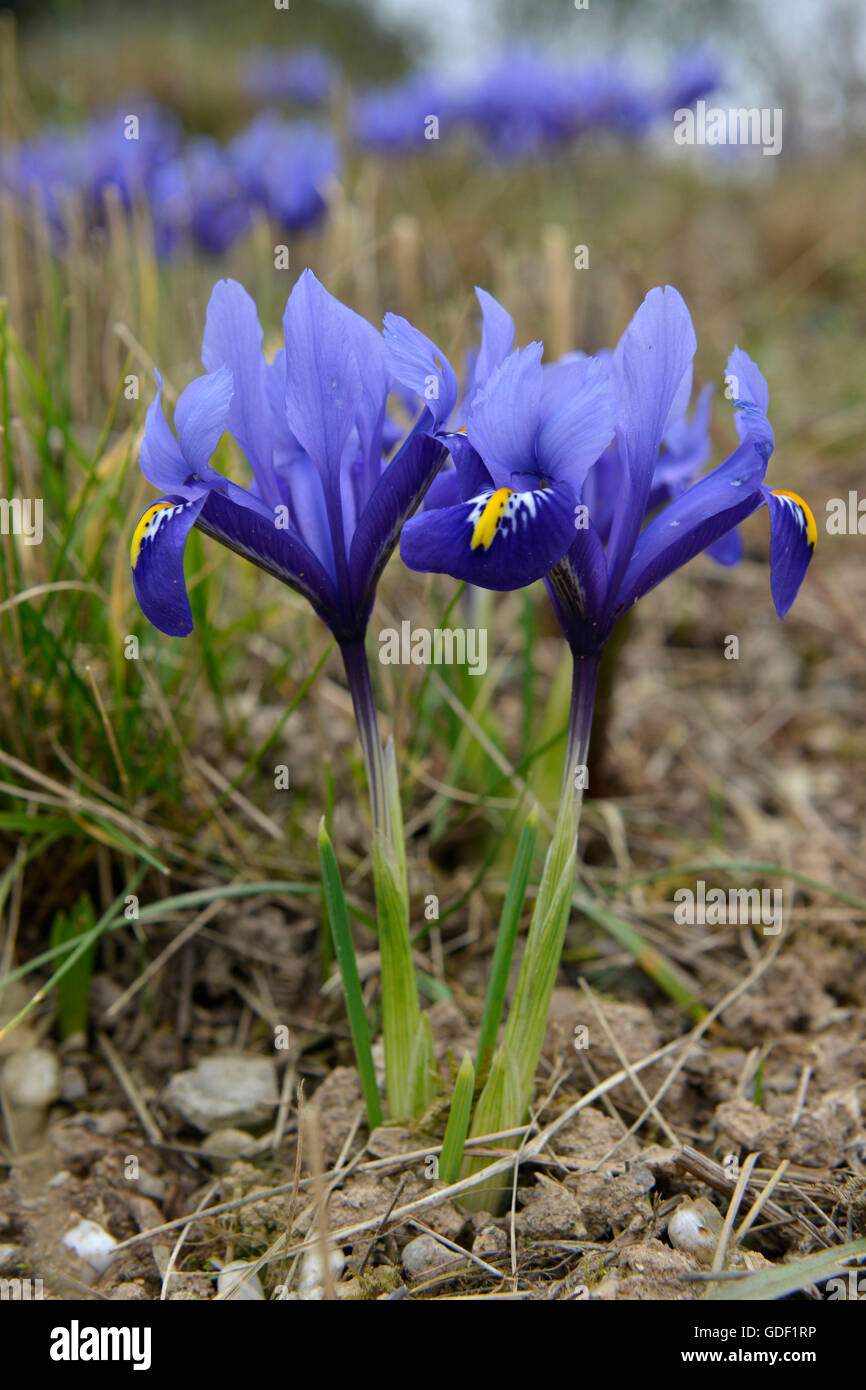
xmin=241 ymin=45 xmax=339 ymax=108
xmin=229 ymin=115 xmax=338 ymax=232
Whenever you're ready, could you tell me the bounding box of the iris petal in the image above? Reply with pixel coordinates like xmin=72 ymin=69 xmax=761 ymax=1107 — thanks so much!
xmin=614 ymin=440 xmax=767 ymax=617
xmin=174 ymin=366 xmax=234 ymax=476
xmin=282 ymin=268 xmax=363 ymax=482
xmin=139 ymin=373 xmax=192 ymax=495
xmin=604 ymin=285 xmax=698 ymax=607
xmin=201 ymin=278 xmax=282 ymax=508
xmin=727 ymin=346 xmax=774 ymax=459
xmin=546 ymin=521 xmax=609 ymax=652
xmin=382 ymin=313 xmax=458 ymax=428
xmin=400 ymin=479 xmax=577 ymax=591
xmin=130 ymin=495 xmax=205 ymax=637
xmin=466 ymin=342 xmax=544 ymax=488
xmin=349 ymin=430 xmax=445 ymax=617
xmin=535 ymin=354 xmax=616 ymax=492
xmin=763 ymin=485 xmax=815 ymax=618
xmin=195 ymin=490 xmax=340 ymax=627
xmin=470 ymin=287 xmax=515 ymax=402
xmin=443 ymin=432 xmax=496 ymax=500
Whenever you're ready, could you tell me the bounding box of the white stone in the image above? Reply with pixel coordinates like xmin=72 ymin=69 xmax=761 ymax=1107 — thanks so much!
xmin=163 ymin=1055 xmax=278 ymax=1133
xmin=217 ymin=1261 xmax=265 ymax=1301
xmin=401 ymin=1233 xmax=463 ymax=1279
xmin=297 ymin=1247 xmax=345 ymax=1299
xmin=62 ymin=1218 xmax=118 ymax=1274
xmin=1 ymin=1047 xmax=61 ymax=1108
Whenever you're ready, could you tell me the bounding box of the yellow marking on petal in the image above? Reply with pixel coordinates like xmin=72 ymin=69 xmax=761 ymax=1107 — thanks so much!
xmin=771 ymin=489 xmax=817 ymax=549
xmin=130 ymin=502 xmax=175 ymax=569
xmin=471 ymin=487 xmax=513 ymax=552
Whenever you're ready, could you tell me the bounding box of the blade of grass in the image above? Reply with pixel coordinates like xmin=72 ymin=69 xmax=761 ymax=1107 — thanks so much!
xmin=708 ymin=1238 xmax=866 ymax=1301
xmin=0 ymin=879 xmax=319 ymax=988
xmin=317 ymin=818 xmax=383 ymax=1130
xmin=476 ymin=807 xmax=538 ymax=1073
xmin=572 ymin=887 xmax=706 ymax=1021
xmin=0 ymin=866 xmax=147 ymax=1043
xmin=614 ymin=860 xmax=866 ymax=915
xmin=439 ymin=1051 xmax=475 ymax=1185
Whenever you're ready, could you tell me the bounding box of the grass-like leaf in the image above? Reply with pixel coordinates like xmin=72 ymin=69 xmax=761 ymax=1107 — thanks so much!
xmin=476 ymin=807 xmax=539 ymax=1074
xmin=318 ymin=818 xmax=383 ymax=1130
xmin=439 ymin=1051 xmax=475 ymax=1185
xmin=708 ymin=1239 xmax=866 ymax=1301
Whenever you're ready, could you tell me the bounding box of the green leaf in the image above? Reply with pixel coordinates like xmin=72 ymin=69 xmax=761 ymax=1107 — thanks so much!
xmin=476 ymin=807 xmax=539 ymax=1074
xmin=372 ymin=828 xmax=423 ymax=1119
xmin=317 ymin=820 xmax=383 ymax=1130
xmin=460 ymin=1045 xmax=523 ymax=1214
xmin=50 ymin=893 xmax=98 ymax=1041
xmin=708 ymin=1240 xmax=866 ymax=1301
xmin=439 ymin=1051 xmax=475 ymax=1185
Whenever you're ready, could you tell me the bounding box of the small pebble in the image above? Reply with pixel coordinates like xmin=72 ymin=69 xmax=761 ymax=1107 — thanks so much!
xmin=163 ymin=1055 xmax=278 ymax=1133
xmin=472 ymin=1224 xmax=508 ymax=1258
xmin=668 ymin=1197 xmax=723 ymax=1266
xmin=1 ymin=1047 xmax=62 ymax=1109
xmin=401 ymin=1234 xmax=464 ymax=1280
xmin=199 ymin=1128 xmax=257 ymax=1170
xmin=217 ymin=1260 xmax=265 ymax=1301
xmin=62 ymin=1218 xmax=118 ymax=1275
xmin=297 ymin=1247 xmax=345 ymax=1299
xmin=136 ymin=1170 xmax=168 ymax=1202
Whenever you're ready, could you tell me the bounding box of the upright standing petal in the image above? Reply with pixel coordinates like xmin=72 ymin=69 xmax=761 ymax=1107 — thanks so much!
xmin=282 ymin=269 xmax=363 ymax=482
xmin=726 ymin=346 xmax=774 ymax=459
xmin=604 ymin=286 xmax=697 ymax=611
xmin=139 ymin=372 xmax=195 ymax=496
xmin=382 ymin=313 xmax=458 ymax=428
xmin=466 ymin=342 xmax=543 ymax=488
xmin=535 ymin=354 xmax=616 ymax=493
xmin=173 ymin=366 xmax=235 ymax=477
xmin=470 ymin=287 xmax=515 ymax=400
xmin=201 ymin=278 xmax=282 ymax=508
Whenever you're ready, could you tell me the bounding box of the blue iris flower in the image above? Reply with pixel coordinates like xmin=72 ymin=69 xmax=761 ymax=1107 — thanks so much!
xmin=393 ymin=286 xmax=814 ymax=650
xmin=352 ymin=73 xmax=453 ymax=153
xmin=149 ymin=138 xmax=254 ymax=258
xmin=241 ymin=46 xmax=339 ymax=108
xmin=229 ymin=116 xmax=337 ymax=233
xmin=130 ymin=272 xmax=444 ymax=647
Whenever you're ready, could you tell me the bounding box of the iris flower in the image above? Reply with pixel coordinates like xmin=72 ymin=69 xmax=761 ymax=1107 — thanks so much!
xmin=131 ymin=272 xmax=439 ymax=639
xmin=228 ymin=116 xmax=338 ymax=233
xmin=131 ymin=270 xmax=446 ymax=1118
xmin=389 ymin=285 xmax=814 ymax=1177
xmin=241 ymin=46 xmax=338 ymax=108
xmin=149 ymin=138 xmax=254 ymax=258
xmin=131 ymin=271 xmax=443 ymax=817
xmin=395 ymin=285 xmax=814 ymax=661
xmin=352 ymin=73 xmax=453 ymax=153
